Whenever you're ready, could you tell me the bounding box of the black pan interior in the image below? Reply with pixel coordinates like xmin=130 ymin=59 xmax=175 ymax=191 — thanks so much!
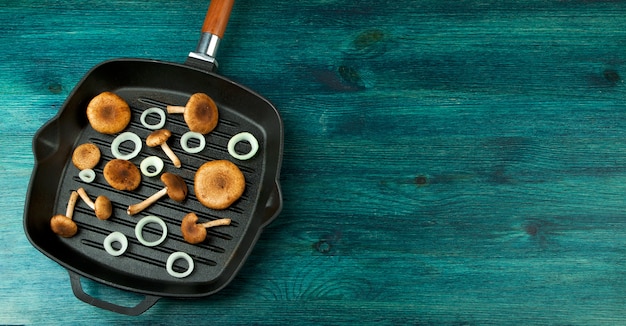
xmin=24 ymin=59 xmax=283 ymax=297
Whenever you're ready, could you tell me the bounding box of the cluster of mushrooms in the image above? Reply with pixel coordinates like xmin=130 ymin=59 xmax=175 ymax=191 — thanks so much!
xmin=50 ymin=187 xmax=114 ymax=238
xmin=51 ymin=91 xmax=255 ymax=276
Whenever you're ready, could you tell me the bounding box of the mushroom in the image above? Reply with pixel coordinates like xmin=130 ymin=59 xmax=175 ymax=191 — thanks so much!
xmin=146 ymin=129 xmax=181 ymax=168
xmin=86 ymin=91 xmax=131 ymax=134
xmin=166 ymin=93 xmax=219 ymax=134
xmin=181 ymin=212 xmax=231 ymax=244
xmin=194 ymin=160 xmax=245 ymax=210
xmin=103 ymin=159 xmax=141 ymax=191
xmin=50 ymin=190 xmax=79 ymax=238
xmin=127 ymin=172 xmax=188 ymax=215
xmin=76 ymin=187 xmax=112 ymax=220
xmin=72 ymin=143 xmax=101 ymax=170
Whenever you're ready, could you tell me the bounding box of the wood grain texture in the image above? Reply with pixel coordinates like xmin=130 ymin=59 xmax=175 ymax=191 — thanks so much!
xmin=2 ymin=0 xmax=626 ymax=324
xmin=201 ymin=0 xmax=235 ymax=37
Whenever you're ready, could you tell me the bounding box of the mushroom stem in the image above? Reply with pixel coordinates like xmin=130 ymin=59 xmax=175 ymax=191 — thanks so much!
xmin=76 ymin=187 xmax=95 ymax=210
xmin=166 ymin=105 xmax=186 ymax=114
xmin=200 ymin=218 xmax=231 ymax=228
xmin=127 ymin=187 xmax=168 ymax=215
xmin=160 ymin=143 xmax=181 ymax=168
xmin=66 ymin=191 xmax=79 ymax=219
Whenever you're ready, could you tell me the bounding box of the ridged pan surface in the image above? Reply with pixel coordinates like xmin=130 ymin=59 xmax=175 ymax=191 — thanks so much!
xmin=24 ymin=59 xmax=283 ymax=297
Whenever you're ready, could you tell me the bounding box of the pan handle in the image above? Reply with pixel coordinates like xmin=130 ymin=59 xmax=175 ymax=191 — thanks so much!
xmin=187 ymin=0 xmax=235 ymax=70
xmin=69 ymin=271 xmax=160 ymax=316
xmin=201 ymin=0 xmax=234 ymax=38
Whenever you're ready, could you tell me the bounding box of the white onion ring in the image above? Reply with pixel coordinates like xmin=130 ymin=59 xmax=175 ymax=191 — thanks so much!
xmin=140 ymin=156 xmax=164 ymax=177
xmin=111 ymin=131 xmax=142 ymax=160
xmin=140 ymin=107 xmax=166 ymax=130
xmin=180 ymin=131 xmax=206 ymax=154
xmin=78 ymin=169 xmax=96 ymax=183
xmin=227 ymin=132 xmax=259 ymax=160
xmin=135 ymin=215 xmax=168 ymax=247
xmin=104 ymin=231 xmax=128 ymax=256
xmin=166 ymin=251 xmax=194 ymax=278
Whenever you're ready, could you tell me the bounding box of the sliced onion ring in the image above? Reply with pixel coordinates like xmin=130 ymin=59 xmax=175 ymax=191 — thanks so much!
xmin=111 ymin=131 xmax=142 ymax=160
xmin=140 ymin=107 xmax=166 ymax=130
xmin=104 ymin=231 xmax=128 ymax=256
xmin=78 ymin=169 xmax=96 ymax=183
xmin=166 ymin=251 xmax=194 ymax=278
xmin=227 ymin=132 xmax=259 ymax=160
xmin=135 ymin=215 xmax=168 ymax=247
xmin=180 ymin=131 xmax=206 ymax=154
xmin=140 ymin=156 xmax=164 ymax=177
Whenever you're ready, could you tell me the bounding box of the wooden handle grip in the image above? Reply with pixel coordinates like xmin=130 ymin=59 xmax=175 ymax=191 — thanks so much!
xmin=201 ymin=0 xmax=235 ymax=38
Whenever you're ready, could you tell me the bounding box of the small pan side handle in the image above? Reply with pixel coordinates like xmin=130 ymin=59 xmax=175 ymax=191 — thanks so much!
xmin=32 ymin=118 xmax=61 ymax=163
xmin=262 ymin=182 xmax=283 ymax=227
xmin=69 ymin=271 xmax=160 ymax=316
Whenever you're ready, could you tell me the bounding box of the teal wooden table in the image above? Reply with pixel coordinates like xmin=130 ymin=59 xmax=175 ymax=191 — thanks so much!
xmin=2 ymin=0 xmax=626 ymax=324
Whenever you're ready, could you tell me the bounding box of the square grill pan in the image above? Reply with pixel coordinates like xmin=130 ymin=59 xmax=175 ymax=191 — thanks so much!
xmin=24 ymin=59 xmax=283 ymax=309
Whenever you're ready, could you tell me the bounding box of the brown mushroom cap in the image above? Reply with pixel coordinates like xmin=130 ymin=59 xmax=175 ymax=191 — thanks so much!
xmin=184 ymin=93 xmax=219 ymax=134
xmin=94 ymin=195 xmax=113 ymax=220
xmin=166 ymin=93 xmax=218 ymax=134
xmin=72 ymin=143 xmax=101 ymax=170
xmin=181 ymin=212 xmax=206 ymax=244
xmin=180 ymin=212 xmax=231 ymax=244
xmin=103 ymin=159 xmax=141 ymax=191
xmin=194 ymin=160 xmax=245 ymax=210
xmin=161 ymin=172 xmax=188 ymax=202
xmin=146 ymin=129 xmax=171 ymax=147
xmin=86 ymin=92 xmax=131 ymax=134
xmin=50 ymin=214 xmax=78 ymax=238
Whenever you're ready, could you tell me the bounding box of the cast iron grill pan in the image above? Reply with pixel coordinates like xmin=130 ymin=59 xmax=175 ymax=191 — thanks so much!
xmin=26 ymin=59 xmax=283 ymax=298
